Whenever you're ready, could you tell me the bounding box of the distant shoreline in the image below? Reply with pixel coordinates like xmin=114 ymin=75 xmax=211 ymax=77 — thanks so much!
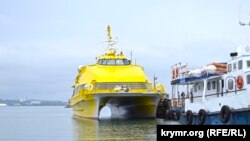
xmin=0 ymin=99 xmax=67 ymax=106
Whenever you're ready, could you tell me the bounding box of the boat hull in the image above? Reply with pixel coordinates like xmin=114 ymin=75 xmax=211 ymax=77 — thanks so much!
xmin=71 ymin=93 xmax=160 ymax=119
xmin=179 ymin=109 xmax=250 ymax=125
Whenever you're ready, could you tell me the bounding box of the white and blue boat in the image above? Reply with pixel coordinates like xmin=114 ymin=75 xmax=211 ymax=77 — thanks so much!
xmin=170 ymin=45 xmax=250 ymax=125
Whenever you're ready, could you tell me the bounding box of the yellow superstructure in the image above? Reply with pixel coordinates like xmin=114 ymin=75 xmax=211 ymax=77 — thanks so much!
xmin=70 ymin=25 xmax=166 ymax=119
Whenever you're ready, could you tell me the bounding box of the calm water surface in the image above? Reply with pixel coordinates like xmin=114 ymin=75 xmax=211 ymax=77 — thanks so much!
xmin=0 ymin=106 xmax=179 ymax=141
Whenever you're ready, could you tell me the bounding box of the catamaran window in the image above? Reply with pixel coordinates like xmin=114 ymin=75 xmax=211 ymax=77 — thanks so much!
xmin=212 ymin=81 xmax=216 ymax=89
xmin=228 ymin=64 xmax=232 ymax=72
xmin=228 ymin=79 xmax=234 ymax=90
xmin=207 ymin=82 xmax=211 ymax=90
xmin=99 ymin=59 xmax=107 ymax=65
xmin=238 ymin=60 xmax=243 ymax=70
xmin=123 ymin=59 xmax=131 ymax=65
xmin=233 ymin=63 xmax=237 ymax=71
xmin=106 ymin=60 xmax=116 ymax=65
xmin=247 ymin=61 xmax=250 ymax=68
xmin=97 ymin=59 xmax=130 ymax=65
xmin=116 ymin=60 xmax=124 ymax=65
xmin=247 ymin=75 xmax=250 ymax=84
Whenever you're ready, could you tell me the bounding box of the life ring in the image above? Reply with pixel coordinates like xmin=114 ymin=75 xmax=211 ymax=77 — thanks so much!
xmin=198 ymin=109 xmax=206 ymax=125
xmin=220 ymin=105 xmax=231 ymax=123
xmin=172 ymin=68 xmax=179 ymax=79
xmin=186 ymin=110 xmax=193 ymax=125
xmin=236 ymin=75 xmax=244 ymax=89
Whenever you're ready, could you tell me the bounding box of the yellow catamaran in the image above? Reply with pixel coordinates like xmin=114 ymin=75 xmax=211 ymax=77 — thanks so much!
xmin=70 ymin=26 xmax=166 ymax=119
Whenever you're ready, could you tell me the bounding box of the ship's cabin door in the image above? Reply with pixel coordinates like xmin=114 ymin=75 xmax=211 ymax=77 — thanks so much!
xmin=225 ymin=77 xmax=235 ymax=93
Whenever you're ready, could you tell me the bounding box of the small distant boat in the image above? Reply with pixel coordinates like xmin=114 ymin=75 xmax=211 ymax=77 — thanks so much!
xmin=0 ymin=103 xmax=7 ymax=107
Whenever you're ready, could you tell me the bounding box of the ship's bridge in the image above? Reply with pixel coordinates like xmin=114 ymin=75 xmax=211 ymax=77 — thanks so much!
xmin=97 ymin=53 xmax=131 ymax=66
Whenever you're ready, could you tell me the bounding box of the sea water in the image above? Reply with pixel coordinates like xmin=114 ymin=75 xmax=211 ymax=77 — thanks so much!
xmin=0 ymin=106 xmax=179 ymax=141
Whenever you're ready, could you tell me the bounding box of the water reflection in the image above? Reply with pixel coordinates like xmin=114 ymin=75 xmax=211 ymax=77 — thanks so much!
xmin=72 ymin=117 xmax=157 ymax=141
xmin=156 ymin=118 xmax=181 ymax=125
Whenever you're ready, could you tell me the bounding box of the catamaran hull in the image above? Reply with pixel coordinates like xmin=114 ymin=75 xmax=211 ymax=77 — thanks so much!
xmin=71 ymin=93 xmax=160 ymax=119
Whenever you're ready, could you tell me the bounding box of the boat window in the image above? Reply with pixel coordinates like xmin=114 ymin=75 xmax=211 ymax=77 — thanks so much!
xmin=233 ymin=63 xmax=237 ymax=71
xmin=228 ymin=79 xmax=234 ymax=90
xmin=198 ymin=84 xmax=201 ymax=90
xmin=106 ymin=60 xmax=116 ymax=65
xmin=247 ymin=75 xmax=250 ymax=84
xmin=124 ymin=59 xmax=131 ymax=65
xmin=116 ymin=59 xmax=124 ymax=65
xmin=98 ymin=59 xmax=107 ymax=65
xmin=228 ymin=64 xmax=232 ymax=72
xmin=98 ymin=59 xmax=130 ymax=65
xmin=247 ymin=61 xmax=250 ymax=68
xmin=194 ymin=85 xmax=197 ymax=92
xmin=207 ymin=82 xmax=211 ymax=90
xmin=103 ymin=59 xmax=108 ymax=65
xmin=212 ymin=81 xmax=216 ymax=89
xmin=217 ymin=80 xmax=220 ymax=93
xmin=97 ymin=59 xmax=101 ymax=64
xmin=221 ymin=79 xmax=224 ymax=88
xmin=238 ymin=60 xmax=243 ymax=70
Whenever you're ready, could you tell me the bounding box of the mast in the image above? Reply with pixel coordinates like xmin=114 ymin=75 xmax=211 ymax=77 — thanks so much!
xmin=105 ymin=25 xmax=118 ymax=55
xmin=107 ymin=25 xmax=112 ymax=42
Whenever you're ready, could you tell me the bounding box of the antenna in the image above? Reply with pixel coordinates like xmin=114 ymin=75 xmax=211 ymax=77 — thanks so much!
xmin=239 ymin=1 xmax=241 ymax=24
xmin=153 ymin=74 xmax=158 ymax=87
xmin=239 ymin=0 xmax=250 ymax=26
xmin=130 ymin=50 xmax=133 ymax=63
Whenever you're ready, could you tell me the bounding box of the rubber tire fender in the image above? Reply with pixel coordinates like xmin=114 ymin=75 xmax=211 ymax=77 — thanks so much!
xmin=220 ymin=105 xmax=231 ymax=123
xmin=198 ymin=109 xmax=206 ymax=125
xmin=186 ymin=110 xmax=193 ymax=125
xmin=174 ymin=110 xmax=181 ymax=120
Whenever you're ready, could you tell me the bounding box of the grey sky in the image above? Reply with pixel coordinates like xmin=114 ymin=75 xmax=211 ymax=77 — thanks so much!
xmin=0 ymin=0 xmax=250 ymax=101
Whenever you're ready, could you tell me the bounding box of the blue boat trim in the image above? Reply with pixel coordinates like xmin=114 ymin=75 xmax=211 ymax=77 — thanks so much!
xmin=180 ymin=108 xmax=250 ymax=125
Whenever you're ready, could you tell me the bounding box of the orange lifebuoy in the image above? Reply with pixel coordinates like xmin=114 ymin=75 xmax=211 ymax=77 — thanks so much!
xmin=236 ymin=75 xmax=244 ymax=89
xmin=172 ymin=68 xmax=179 ymax=79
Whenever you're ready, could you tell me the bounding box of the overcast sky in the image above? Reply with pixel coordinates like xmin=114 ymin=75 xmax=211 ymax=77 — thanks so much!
xmin=0 ymin=0 xmax=250 ymax=101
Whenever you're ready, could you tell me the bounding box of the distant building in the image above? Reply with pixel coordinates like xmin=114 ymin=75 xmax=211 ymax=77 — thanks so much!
xmin=30 ymin=101 xmax=41 ymax=105
xmin=19 ymin=98 xmax=27 ymax=103
xmin=0 ymin=103 xmax=7 ymax=107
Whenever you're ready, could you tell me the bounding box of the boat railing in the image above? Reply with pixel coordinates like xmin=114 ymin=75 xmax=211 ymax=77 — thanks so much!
xmin=171 ymin=62 xmax=227 ymax=84
xmin=90 ymin=82 xmax=157 ymax=93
